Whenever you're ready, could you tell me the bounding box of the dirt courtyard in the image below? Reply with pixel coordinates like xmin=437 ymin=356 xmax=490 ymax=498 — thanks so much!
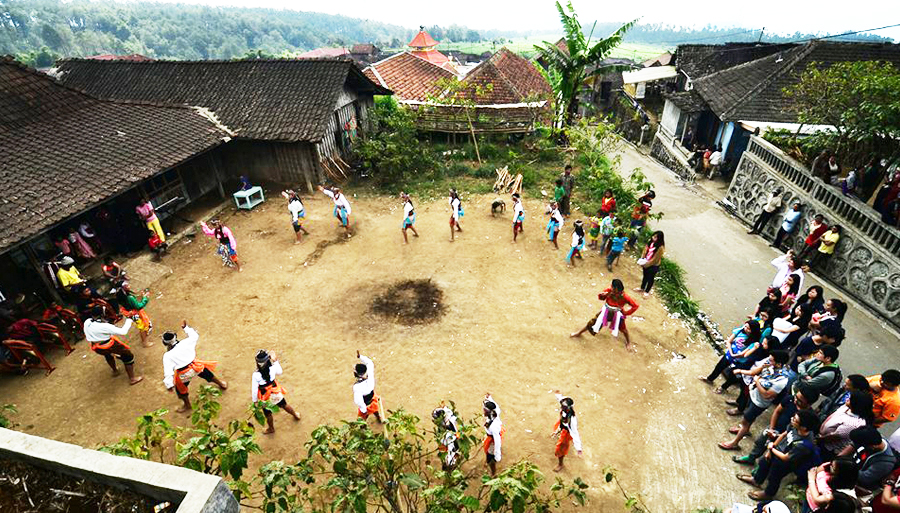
xmin=0 ymin=190 xmax=749 ymax=511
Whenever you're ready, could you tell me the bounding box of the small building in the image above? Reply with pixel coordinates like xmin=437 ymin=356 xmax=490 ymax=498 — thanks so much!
xmin=56 ymin=58 xmax=391 ymax=191
xmin=350 ymin=43 xmax=380 ymax=62
xmin=0 ymin=56 xmax=231 ymax=302
xmin=407 ymin=27 xmax=456 ymax=73
xmin=364 ymin=51 xmax=457 ymax=102
xmin=297 ymin=47 xmax=350 ymax=59
xmin=642 ymin=52 xmax=672 ymax=67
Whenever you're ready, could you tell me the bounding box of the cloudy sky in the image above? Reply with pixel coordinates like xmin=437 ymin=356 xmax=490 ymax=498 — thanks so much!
xmin=149 ymin=0 xmax=900 ymax=40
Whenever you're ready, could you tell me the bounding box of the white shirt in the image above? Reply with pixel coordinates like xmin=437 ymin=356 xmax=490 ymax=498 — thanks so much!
xmin=288 ymin=199 xmax=305 ymax=223
xmin=352 ymin=355 xmax=376 ymax=414
xmin=84 ymin=318 xmax=133 ymax=343
xmin=770 ymin=255 xmax=804 ymax=291
xmin=323 ymin=189 xmax=351 ymax=215
xmin=403 ymin=200 xmax=414 ymax=219
xmin=162 ymin=326 xmax=200 ymax=389
xmin=709 ymin=151 xmax=723 ymax=166
xmin=484 ymin=394 xmax=503 ymax=460
xmin=251 ymin=361 xmax=283 ymax=402
xmin=513 ymin=201 xmax=524 ymax=220
xmin=571 ymin=231 xmax=581 ymax=248
xmin=555 ymin=393 xmax=583 ymax=452
xmin=763 ymin=193 xmax=783 ymax=213
xmin=550 ymin=208 xmax=564 ymax=226
xmin=449 ymin=197 xmax=460 ymax=221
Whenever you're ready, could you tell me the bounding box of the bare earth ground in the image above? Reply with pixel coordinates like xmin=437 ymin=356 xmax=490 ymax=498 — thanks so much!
xmin=0 ymin=191 xmax=739 ymax=511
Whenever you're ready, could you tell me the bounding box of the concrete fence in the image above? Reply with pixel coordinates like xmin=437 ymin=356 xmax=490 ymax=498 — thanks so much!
xmin=723 ymin=136 xmax=900 ymax=329
xmin=0 ymin=428 xmax=239 ymax=513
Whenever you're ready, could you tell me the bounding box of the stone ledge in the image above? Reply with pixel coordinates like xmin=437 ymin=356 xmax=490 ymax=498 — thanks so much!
xmin=0 ymin=428 xmax=238 ymax=513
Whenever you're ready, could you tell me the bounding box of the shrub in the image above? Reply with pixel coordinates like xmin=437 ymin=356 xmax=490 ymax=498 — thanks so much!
xmin=473 ymin=163 xmax=497 ymax=179
xmin=446 ymin=162 xmax=471 ymax=177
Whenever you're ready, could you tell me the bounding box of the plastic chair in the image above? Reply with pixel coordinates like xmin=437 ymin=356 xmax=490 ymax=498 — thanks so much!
xmin=2 ymin=339 xmax=55 ymax=375
xmin=36 ymin=323 xmax=74 ymax=355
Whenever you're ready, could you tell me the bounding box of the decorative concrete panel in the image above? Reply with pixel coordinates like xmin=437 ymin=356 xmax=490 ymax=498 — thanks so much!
xmin=724 ymin=137 xmax=900 ymax=328
xmin=650 ymin=129 xmax=694 ymax=181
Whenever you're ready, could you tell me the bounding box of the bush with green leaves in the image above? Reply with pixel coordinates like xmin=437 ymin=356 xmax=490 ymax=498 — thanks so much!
xmin=0 ymin=404 xmax=17 ymax=428
xmin=353 ymin=96 xmax=436 ymax=188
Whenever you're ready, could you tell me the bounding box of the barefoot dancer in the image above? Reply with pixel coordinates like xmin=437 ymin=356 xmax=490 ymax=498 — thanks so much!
xmin=546 ymin=201 xmax=564 ymax=249
xmin=551 ymin=391 xmax=583 ymax=472
xmin=566 ymin=220 xmax=585 ymax=266
xmin=512 ymin=193 xmax=525 ymax=242
xmin=162 ymin=320 xmax=227 ymax=413
xmin=449 ymin=189 xmax=463 ymax=242
xmin=282 ymin=190 xmax=309 ymax=243
xmin=318 ymin=185 xmax=352 ymax=237
xmin=116 ymin=282 xmax=153 ymax=348
xmin=483 ymin=393 xmax=505 ymax=476
xmin=571 ymin=279 xmax=639 ymax=352
xmin=400 ymin=192 xmax=419 ymax=243
xmin=432 ymin=404 xmax=461 ymax=470
xmin=83 ymin=307 xmax=143 ymax=385
xmin=200 ymin=220 xmax=242 ymax=272
xmin=353 ymin=351 xmax=385 ymax=423
xmin=252 ymin=350 xmax=301 ymax=434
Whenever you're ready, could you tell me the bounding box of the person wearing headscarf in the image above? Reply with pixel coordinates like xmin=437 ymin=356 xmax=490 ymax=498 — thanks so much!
xmin=353 ymin=351 xmax=384 ymax=423
xmin=55 ymin=256 xmax=85 ymax=290
xmin=251 ymin=350 xmax=301 ymax=434
xmin=162 ymin=320 xmax=227 ymax=413
xmin=551 ymin=391 xmax=583 ymax=471
xmin=482 ymin=393 xmax=505 ymax=476
xmin=200 ymin=219 xmax=242 ymax=272
xmin=318 ymin=185 xmax=352 ymax=237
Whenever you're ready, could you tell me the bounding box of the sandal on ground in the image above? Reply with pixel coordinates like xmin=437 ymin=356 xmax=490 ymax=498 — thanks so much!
xmin=732 ymin=455 xmax=755 ymax=466
xmin=737 ymin=474 xmax=761 ymax=488
xmin=698 ymin=376 xmax=713 ymax=384
xmin=728 ymin=426 xmax=749 ymax=435
xmin=724 ymin=399 xmax=739 ymax=406
xmin=714 ymin=387 xmax=725 ymax=394
xmin=718 ymin=442 xmax=740 ymax=451
xmin=748 ymin=491 xmax=771 ymax=500
xmin=726 ymin=408 xmax=742 ymax=416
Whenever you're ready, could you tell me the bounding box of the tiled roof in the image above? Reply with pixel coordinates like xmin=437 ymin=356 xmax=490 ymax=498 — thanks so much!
xmin=298 ymin=47 xmax=349 ymax=58
xmin=643 ymin=52 xmax=673 ymax=67
xmin=86 ymin=54 xmax=154 ymax=61
xmin=692 ymin=40 xmax=900 ymax=122
xmin=351 ymin=44 xmax=378 ymax=55
xmin=363 ymin=52 xmax=455 ymax=101
xmin=0 ymin=57 xmax=230 ymax=253
xmin=675 ymin=43 xmax=796 ymax=79
xmin=409 ymin=30 xmax=439 ymax=49
xmin=456 ymin=48 xmax=552 ymax=104
xmin=410 ymin=49 xmax=455 ymax=72
xmin=662 ymin=89 xmax=707 ymax=112
xmin=56 ymin=58 xmax=390 ymax=142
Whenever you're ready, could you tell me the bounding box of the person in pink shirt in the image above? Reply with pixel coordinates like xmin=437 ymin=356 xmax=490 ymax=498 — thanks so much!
xmin=805 ymin=457 xmax=859 ymax=513
xmin=136 ymin=197 xmax=166 ymax=243
xmin=200 ymin=220 xmax=241 ymax=272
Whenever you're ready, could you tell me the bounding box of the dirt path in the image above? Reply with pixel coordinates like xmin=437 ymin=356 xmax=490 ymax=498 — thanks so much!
xmin=2 ymin=191 xmax=727 ymax=511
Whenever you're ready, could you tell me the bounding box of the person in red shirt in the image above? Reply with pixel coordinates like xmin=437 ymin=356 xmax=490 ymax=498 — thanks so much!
xmin=5 ymin=317 xmax=42 ymax=347
xmin=570 ymin=279 xmax=640 ymax=352
xmin=148 ymin=228 xmax=168 ymax=261
xmin=600 ymin=189 xmax=617 ymax=215
xmin=798 ymin=214 xmax=829 ymax=260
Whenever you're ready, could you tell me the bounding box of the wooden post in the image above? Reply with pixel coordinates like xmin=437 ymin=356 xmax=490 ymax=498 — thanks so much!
xmin=22 ymin=243 xmax=63 ymax=305
xmin=207 ymin=152 xmax=226 ymax=199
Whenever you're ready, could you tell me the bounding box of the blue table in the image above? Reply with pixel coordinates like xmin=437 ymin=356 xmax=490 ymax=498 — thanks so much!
xmin=234 ymin=186 xmax=264 ymax=210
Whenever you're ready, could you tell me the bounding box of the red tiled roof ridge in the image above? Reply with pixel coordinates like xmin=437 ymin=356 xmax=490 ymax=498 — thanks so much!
xmin=409 ymin=30 xmax=439 ymax=48
xmin=59 ymin=56 xmax=359 ymax=65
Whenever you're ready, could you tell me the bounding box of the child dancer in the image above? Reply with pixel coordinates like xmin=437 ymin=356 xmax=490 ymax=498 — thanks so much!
xmin=606 ymin=229 xmax=628 ymax=272
xmin=116 ymin=282 xmax=153 ymax=347
xmin=318 ymin=185 xmax=352 ymax=237
xmin=200 ymin=219 xmax=242 ymax=272
xmin=570 ymin=279 xmax=640 ymax=352
xmin=400 ymin=192 xmax=419 ymax=243
xmin=600 ymin=211 xmax=616 ymax=254
xmin=586 ymin=210 xmax=602 ymax=249
xmin=449 ymin=189 xmax=463 ymax=242
xmin=432 ymin=404 xmax=461 ymax=470
xmin=483 ymin=393 xmax=504 ymax=476
xmin=546 ymin=202 xmax=564 ymax=249
xmin=251 ymin=350 xmax=301 ymax=434
xmin=353 ymin=351 xmax=385 ymax=423
xmin=566 ymin=220 xmax=585 ymax=266
xmin=282 ymin=190 xmax=309 ymax=243
xmin=551 ymin=390 xmax=582 ymax=471
xmin=512 ymin=193 xmax=525 ymax=242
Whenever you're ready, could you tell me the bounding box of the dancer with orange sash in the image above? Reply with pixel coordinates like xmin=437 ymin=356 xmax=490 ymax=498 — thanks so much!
xmin=483 ymin=393 xmax=505 ymax=476
xmin=116 ymin=281 xmax=153 ymax=347
xmin=83 ymin=307 xmax=143 ymax=385
xmin=162 ymin=320 xmax=227 ymax=413
xmin=570 ymin=278 xmax=640 ymax=352
xmin=550 ymin=390 xmax=582 ymax=472
xmin=252 ymin=350 xmax=300 ymax=434
xmin=432 ymin=404 xmax=461 ymax=470
xmin=353 ymin=351 xmax=385 ymax=423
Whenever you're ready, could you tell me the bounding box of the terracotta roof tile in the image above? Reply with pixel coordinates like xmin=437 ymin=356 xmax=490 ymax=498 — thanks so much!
xmin=409 ymin=30 xmax=439 ymax=49
xmin=457 ymin=48 xmax=552 ymax=104
xmin=364 ymin=52 xmax=455 ymax=101
xmin=0 ymin=57 xmax=229 ymax=253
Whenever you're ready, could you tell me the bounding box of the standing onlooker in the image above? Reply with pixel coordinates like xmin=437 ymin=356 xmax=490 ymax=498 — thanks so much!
xmin=606 ymin=229 xmax=628 ymax=272
xmin=799 ymin=214 xmax=829 ymax=260
xmin=600 ymin=211 xmax=616 ymax=254
xmin=68 ymin=227 xmax=96 ymax=260
xmin=628 ymin=190 xmax=655 ymax=248
xmin=553 ymin=179 xmax=566 ymax=213
xmin=136 ymin=196 xmax=166 ymax=243
xmin=559 ymin=165 xmax=575 ymax=217
xmin=600 ymin=189 xmax=616 ymax=215
xmin=635 ymin=231 xmax=665 ymax=297
xmin=868 ymin=370 xmax=900 ymax=428
xmin=512 ymin=193 xmax=525 ymax=242
xmin=708 ymin=147 xmax=723 ymax=179
xmin=809 ymin=225 xmax=841 ymax=270
xmin=771 ymin=250 xmax=805 ymax=291
xmin=448 ymin=189 xmax=463 ymax=242
xmin=749 ymin=188 xmax=784 ymax=235
xmin=566 ymin=220 xmax=585 ymax=266
xmin=586 ymin=210 xmax=602 ymax=249
xmin=772 ymin=202 xmax=802 ymax=249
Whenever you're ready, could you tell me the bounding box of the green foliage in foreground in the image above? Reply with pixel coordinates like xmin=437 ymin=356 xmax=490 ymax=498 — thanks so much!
xmin=0 ymin=404 xmax=17 ymax=428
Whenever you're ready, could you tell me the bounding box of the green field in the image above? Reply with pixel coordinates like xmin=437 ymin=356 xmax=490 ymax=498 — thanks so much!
xmin=387 ymin=36 xmax=667 ymax=62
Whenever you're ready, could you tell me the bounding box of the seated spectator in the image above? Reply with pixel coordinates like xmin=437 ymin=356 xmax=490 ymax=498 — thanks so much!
xmin=805 ymin=457 xmax=859 ymax=513
xmin=101 ymin=256 xmax=125 ymax=285
xmin=869 ymin=370 xmax=900 ymax=427
xmin=792 ymin=325 xmax=844 ymax=371
xmin=873 ymin=466 xmax=900 ymax=512
xmin=799 ymin=214 xmax=829 ymax=261
xmin=796 ymin=285 xmax=826 ymax=315
xmin=55 ymin=256 xmax=85 ymax=290
xmin=809 ymin=226 xmax=841 ymax=270
xmin=724 ymin=500 xmax=791 ymax=513
xmin=795 ymin=346 xmax=842 ymax=398
xmin=839 ymin=426 xmax=896 ymax=492
xmin=808 ymin=299 xmax=847 ymax=335
xmin=817 ymin=375 xmax=871 ymax=419
xmin=773 ymin=303 xmax=813 ymax=347
xmin=778 ymin=274 xmax=801 ymax=314
xmin=737 ymin=409 xmax=822 ymax=501
xmin=4 ymin=317 xmax=42 ymax=347
xmin=720 ymin=335 xmax=777 ymax=399
xmin=752 ymin=289 xmax=782 ymax=319
xmin=733 ymin=382 xmax=820 ymax=467
xmin=719 ymin=351 xmax=792 ymax=450
xmin=817 ymin=391 xmax=874 ymax=461
xmin=148 ymin=229 xmax=168 ymax=261
xmin=700 ymin=321 xmax=762 ymax=391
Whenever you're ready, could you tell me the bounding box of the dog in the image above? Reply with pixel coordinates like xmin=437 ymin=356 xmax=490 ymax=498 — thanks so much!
xmin=491 ymin=199 xmax=506 ymax=216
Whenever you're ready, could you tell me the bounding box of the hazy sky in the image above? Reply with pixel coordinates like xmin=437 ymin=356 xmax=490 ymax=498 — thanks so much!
xmin=147 ymin=0 xmax=900 ymax=40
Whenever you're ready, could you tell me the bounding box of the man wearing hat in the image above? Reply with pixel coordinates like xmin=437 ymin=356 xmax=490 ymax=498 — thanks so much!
xmin=483 ymin=393 xmax=504 ymax=476
xmin=551 ymin=390 xmax=582 ymax=472
xmin=83 ymin=307 xmax=142 ymax=385
xmin=162 ymin=320 xmax=227 ymax=413
xmin=252 ymin=349 xmax=301 ymax=434
xmin=55 ymin=256 xmax=85 ymax=290
xmin=352 ymin=351 xmax=384 ymax=423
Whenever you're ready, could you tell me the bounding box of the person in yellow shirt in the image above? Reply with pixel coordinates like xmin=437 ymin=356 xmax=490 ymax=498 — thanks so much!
xmin=810 ymin=225 xmax=841 ymax=270
xmin=869 ymin=371 xmax=900 ymax=427
xmin=56 ymin=256 xmax=85 ymax=290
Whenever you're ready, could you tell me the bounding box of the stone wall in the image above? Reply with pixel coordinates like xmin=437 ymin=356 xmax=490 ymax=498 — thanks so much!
xmin=724 ymin=136 xmax=900 ymax=328
xmin=649 ymin=127 xmax=694 ymax=181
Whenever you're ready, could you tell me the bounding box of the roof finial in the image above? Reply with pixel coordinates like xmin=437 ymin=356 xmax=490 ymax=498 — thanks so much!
xmin=420 ymin=25 xmax=425 ymax=32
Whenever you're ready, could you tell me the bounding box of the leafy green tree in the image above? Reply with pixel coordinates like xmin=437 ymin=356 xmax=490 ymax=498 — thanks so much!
xmin=0 ymin=404 xmax=17 ymax=428
xmin=534 ymin=1 xmax=637 ymax=136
